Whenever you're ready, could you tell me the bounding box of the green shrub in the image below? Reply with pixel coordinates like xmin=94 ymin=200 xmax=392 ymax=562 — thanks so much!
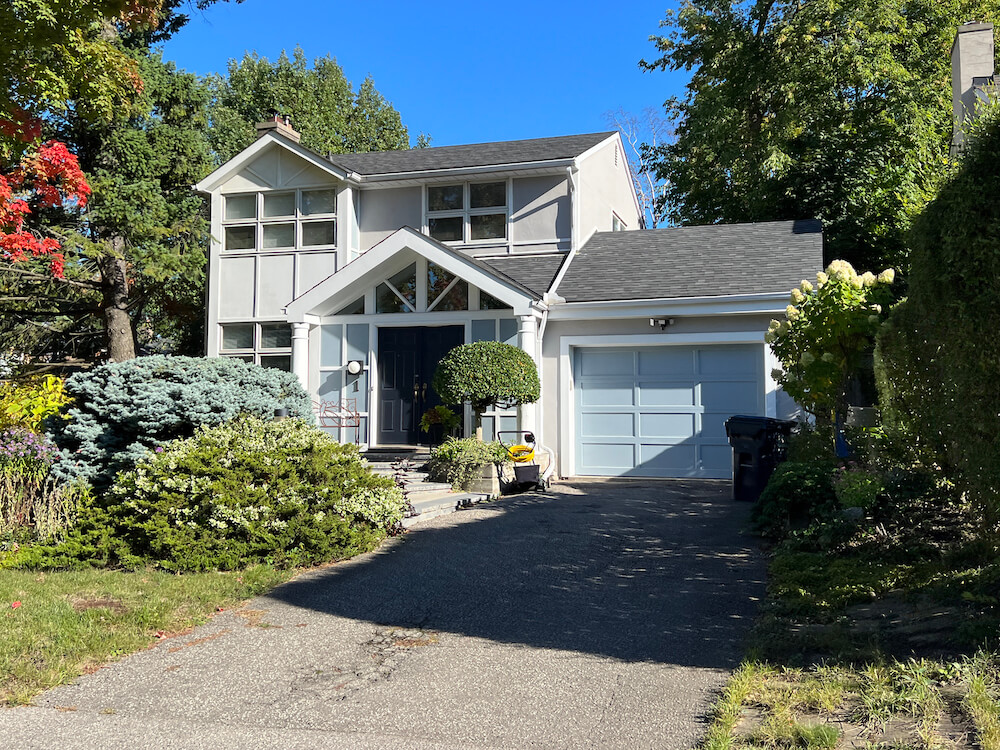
xmin=877 ymin=113 xmax=1000 ymax=520
xmin=0 ymin=376 xmax=69 ymax=431
xmin=50 ymin=355 xmax=313 ymax=488
xmin=432 ymin=341 xmax=539 ymax=428
xmin=752 ymin=462 xmax=838 ymax=539
xmin=427 ymin=437 xmax=509 ymax=491
xmin=22 ymin=416 xmax=404 ymax=571
xmin=833 ymin=466 xmax=883 ymax=509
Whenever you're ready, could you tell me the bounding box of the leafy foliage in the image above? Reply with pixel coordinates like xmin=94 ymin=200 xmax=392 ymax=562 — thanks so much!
xmin=419 ymin=405 xmax=461 ymax=434
xmin=833 ymin=466 xmax=883 ymax=509
xmin=49 ymin=356 xmax=312 ymax=487
xmin=0 ymin=376 xmax=68 ymax=431
xmin=432 ymin=341 xmax=540 ymax=425
xmin=767 ymin=260 xmax=894 ymax=422
xmin=206 ymin=48 xmax=412 ymax=164
xmin=752 ymin=462 xmax=838 ymax=539
xmin=642 ymin=0 xmax=999 ymax=269
xmin=21 ymin=416 xmax=404 ymax=571
xmin=427 ymin=438 xmax=509 ymax=492
xmin=876 ymin=112 xmax=1000 ymax=520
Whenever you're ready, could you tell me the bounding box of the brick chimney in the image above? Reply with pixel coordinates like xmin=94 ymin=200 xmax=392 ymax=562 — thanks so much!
xmin=255 ymin=113 xmax=301 ymax=143
xmin=951 ymin=22 xmax=995 ymax=155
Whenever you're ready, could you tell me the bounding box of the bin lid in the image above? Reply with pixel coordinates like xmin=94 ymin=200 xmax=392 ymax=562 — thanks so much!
xmin=725 ymin=415 xmax=797 ymax=440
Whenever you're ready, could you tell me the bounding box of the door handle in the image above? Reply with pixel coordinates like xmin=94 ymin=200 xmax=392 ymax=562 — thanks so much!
xmin=413 ymin=382 xmax=419 ymax=400
xmin=422 ymin=383 xmax=427 ymax=401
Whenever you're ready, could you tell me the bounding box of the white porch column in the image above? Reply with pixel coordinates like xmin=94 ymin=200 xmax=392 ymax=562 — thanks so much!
xmin=517 ymin=315 xmax=538 ymax=436
xmin=291 ymin=322 xmax=310 ymax=390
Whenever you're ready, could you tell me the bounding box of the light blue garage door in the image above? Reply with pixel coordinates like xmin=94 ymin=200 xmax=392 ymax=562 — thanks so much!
xmin=574 ymin=345 xmax=764 ymax=478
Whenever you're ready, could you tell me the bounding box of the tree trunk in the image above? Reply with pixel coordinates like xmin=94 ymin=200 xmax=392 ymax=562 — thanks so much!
xmin=98 ymin=253 xmax=136 ymax=362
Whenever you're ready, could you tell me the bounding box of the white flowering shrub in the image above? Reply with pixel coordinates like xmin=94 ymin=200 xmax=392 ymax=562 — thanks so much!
xmin=49 ymin=356 xmax=313 ymax=488
xmin=767 ymin=260 xmax=894 ymax=422
xmin=25 ymin=416 xmax=406 ymax=571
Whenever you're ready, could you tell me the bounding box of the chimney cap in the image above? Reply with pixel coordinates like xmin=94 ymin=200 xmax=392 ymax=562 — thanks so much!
xmin=255 ymin=112 xmax=301 ymax=143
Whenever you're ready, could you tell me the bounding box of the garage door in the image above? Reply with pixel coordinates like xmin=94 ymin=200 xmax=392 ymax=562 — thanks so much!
xmin=574 ymin=345 xmax=764 ymax=478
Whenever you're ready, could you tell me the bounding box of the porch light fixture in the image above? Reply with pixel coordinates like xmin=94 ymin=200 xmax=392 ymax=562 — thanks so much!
xmin=649 ymin=318 xmax=676 ymax=330
xmin=346 ymin=360 xmax=364 ymax=375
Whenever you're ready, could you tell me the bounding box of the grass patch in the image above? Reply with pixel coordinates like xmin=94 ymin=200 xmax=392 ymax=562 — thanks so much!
xmin=0 ymin=565 xmax=291 ymax=705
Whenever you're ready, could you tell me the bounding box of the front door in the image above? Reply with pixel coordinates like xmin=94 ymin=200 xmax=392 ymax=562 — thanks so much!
xmin=377 ymin=326 xmax=464 ymax=445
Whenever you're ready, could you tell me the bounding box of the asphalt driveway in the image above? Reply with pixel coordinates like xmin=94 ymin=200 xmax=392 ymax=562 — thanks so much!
xmin=0 ymin=479 xmax=766 ymax=749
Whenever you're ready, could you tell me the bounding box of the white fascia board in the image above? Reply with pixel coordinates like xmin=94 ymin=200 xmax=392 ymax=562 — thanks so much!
xmin=194 ymin=133 xmax=349 ymax=194
xmin=348 ymin=159 xmax=576 ymax=185
xmin=571 ymin=133 xmax=618 ymax=164
xmin=285 ymin=227 xmax=536 ymax=321
xmin=546 ymin=292 xmax=790 ymax=321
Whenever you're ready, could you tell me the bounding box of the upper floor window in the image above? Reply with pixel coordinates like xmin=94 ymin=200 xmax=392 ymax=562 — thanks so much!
xmin=612 ymin=213 xmax=626 ymax=232
xmin=427 ymin=181 xmax=507 ymax=244
xmin=223 ymin=188 xmax=337 ymax=252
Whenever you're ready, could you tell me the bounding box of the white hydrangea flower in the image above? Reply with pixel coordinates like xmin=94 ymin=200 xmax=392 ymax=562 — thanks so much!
xmin=871 ymin=304 xmax=882 ymax=314
xmin=785 ymin=305 xmax=800 ymax=321
xmin=816 ymin=271 xmax=829 ymax=286
xmin=790 ymin=288 xmax=805 ymax=304
xmin=800 ymin=279 xmax=813 ymax=293
xmin=800 ymin=351 xmax=816 ymax=366
xmin=860 ymin=271 xmax=876 ymax=287
xmin=878 ymin=269 xmax=895 ymax=284
xmin=826 ymin=259 xmax=857 ymax=282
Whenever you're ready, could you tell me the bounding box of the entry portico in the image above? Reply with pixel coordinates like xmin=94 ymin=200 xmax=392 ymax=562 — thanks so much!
xmin=285 ymin=227 xmax=545 ymax=447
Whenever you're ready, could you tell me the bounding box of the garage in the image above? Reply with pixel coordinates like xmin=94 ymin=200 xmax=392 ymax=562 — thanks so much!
xmin=573 ymin=344 xmax=765 ymax=478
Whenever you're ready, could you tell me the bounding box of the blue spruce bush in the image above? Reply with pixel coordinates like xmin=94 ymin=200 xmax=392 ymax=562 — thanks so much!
xmin=50 ymin=356 xmax=313 ymax=487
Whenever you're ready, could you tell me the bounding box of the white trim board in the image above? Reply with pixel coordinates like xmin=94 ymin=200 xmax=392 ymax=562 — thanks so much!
xmin=556 ymin=331 xmax=773 ymax=478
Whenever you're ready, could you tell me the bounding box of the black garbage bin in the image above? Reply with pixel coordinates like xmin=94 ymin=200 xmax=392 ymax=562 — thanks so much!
xmin=724 ymin=415 xmax=796 ymax=502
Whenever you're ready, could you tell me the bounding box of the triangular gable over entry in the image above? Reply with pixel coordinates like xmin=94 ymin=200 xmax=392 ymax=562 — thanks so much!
xmin=285 ymin=227 xmax=538 ymax=321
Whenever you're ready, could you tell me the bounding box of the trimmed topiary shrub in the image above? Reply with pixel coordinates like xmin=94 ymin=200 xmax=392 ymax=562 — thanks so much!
xmin=18 ymin=416 xmax=405 ymax=571
xmin=431 ymin=341 xmax=539 ymax=429
xmin=752 ymin=462 xmax=838 ymax=539
xmin=427 ymin=437 xmax=509 ymax=491
xmin=49 ymin=356 xmax=313 ymax=487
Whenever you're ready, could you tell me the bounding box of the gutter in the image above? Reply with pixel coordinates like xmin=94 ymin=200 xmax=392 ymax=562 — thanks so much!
xmin=334 ymin=158 xmax=577 ymax=185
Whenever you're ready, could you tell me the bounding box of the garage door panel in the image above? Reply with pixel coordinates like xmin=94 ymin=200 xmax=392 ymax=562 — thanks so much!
xmin=700 ymin=444 xmax=735 ymax=476
xmin=637 ymin=348 xmax=694 ymax=377
xmin=638 ymin=384 xmax=696 ymax=407
xmin=638 ymin=412 xmax=696 ymax=439
xmin=699 ymin=346 xmax=759 ymax=376
xmin=580 ymin=383 xmax=634 ymax=407
xmin=702 ymin=380 xmax=760 ymax=412
xmin=638 ymin=444 xmax=697 ymax=472
xmin=575 ymin=345 xmax=763 ymax=478
xmin=580 ymin=412 xmax=634 ymax=438
xmin=580 ymin=442 xmax=635 ymax=473
xmin=578 ymin=350 xmax=634 ymax=376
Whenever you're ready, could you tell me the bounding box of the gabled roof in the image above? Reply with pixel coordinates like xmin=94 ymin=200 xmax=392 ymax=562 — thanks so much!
xmin=477 ymin=254 xmax=568 ymax=297
xmin=326 ymin=132 xmax=615 ymax=176
xmin=556 ymin=220 xmax=824 ymax=303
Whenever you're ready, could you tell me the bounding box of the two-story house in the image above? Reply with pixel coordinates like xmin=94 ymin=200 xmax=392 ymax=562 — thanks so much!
xmin=195 ymin=118 xmax=820 ymax=479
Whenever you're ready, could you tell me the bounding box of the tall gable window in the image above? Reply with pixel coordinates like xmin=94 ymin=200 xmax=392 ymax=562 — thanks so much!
xmin=222 ymin=188 xmax=337 ymax=252
xmin=427 ymin=181 xmax=507 ymax=244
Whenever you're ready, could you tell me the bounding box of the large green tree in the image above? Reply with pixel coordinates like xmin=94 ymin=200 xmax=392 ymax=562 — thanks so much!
xmin=206 ymin=48 xmax=412 ymax=163
xmin=1 ymin=49 xmax=214 ymax=364
xmin=643 ymin=0 xmax=999 ymax=270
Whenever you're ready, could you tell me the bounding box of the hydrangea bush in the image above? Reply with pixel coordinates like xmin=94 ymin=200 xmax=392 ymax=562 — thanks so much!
xmin=19 ymin=416 xmax=405 ymax=571
xmin=49 ymin=356 xmax=313 ymax=487
xmin=767 ymin=260 xmax=894 ymax=423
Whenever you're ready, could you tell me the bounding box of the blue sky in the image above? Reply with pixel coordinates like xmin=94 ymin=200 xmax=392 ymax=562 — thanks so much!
xmin=162 ymin=0 xmax=689 ymax=148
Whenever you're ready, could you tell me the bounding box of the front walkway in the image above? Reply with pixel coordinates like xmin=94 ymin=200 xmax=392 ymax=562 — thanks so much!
xmin=0 ymin=480 xmax=766 ymax=749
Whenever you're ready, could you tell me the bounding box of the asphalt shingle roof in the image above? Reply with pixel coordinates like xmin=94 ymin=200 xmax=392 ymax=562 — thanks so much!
xmin=477 ymin=254 xmax=568 ymax=297
xmin=556 ymin=220 xmax=824 ymax=302
xmin=326 ymin=133 xmax=614 ymax=176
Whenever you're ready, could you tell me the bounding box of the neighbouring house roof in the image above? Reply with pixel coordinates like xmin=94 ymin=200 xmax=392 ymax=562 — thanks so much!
xmin=557 ymin=220 xmax=824 ymax=303
xmin=477 ymin=254 xmax=569 ymax=298
xmin=325 ymin=133 xmax=615 ymax=176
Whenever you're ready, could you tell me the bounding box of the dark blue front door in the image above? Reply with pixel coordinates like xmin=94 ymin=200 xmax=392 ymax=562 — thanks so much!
xmin=377 ymin=326 xmax=463 ymax=445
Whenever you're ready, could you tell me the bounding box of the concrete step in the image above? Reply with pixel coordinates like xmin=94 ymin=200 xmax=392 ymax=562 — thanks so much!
xmin=403 ymin=481 xmax=454 ymax=495
xmin=366 ymin=460 xmax=429 ymax=471
xmin=402 ymin=492 xmax=489 ymax=528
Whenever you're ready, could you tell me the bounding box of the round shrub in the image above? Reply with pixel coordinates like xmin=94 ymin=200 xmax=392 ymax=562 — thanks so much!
xmin=752 ymin=462 xmax=838 ymax=539
xmin=432 ymin=341 xmax=539 ymax=425
xmin=27 ymin=416 xmax=406 ymax=571
xmin=50 ymin=355 xmax=313 ymax=487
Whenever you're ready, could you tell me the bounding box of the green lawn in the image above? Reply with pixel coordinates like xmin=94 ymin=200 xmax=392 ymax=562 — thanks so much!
xmin=0 ymin=565 xmax=291 ymax=705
